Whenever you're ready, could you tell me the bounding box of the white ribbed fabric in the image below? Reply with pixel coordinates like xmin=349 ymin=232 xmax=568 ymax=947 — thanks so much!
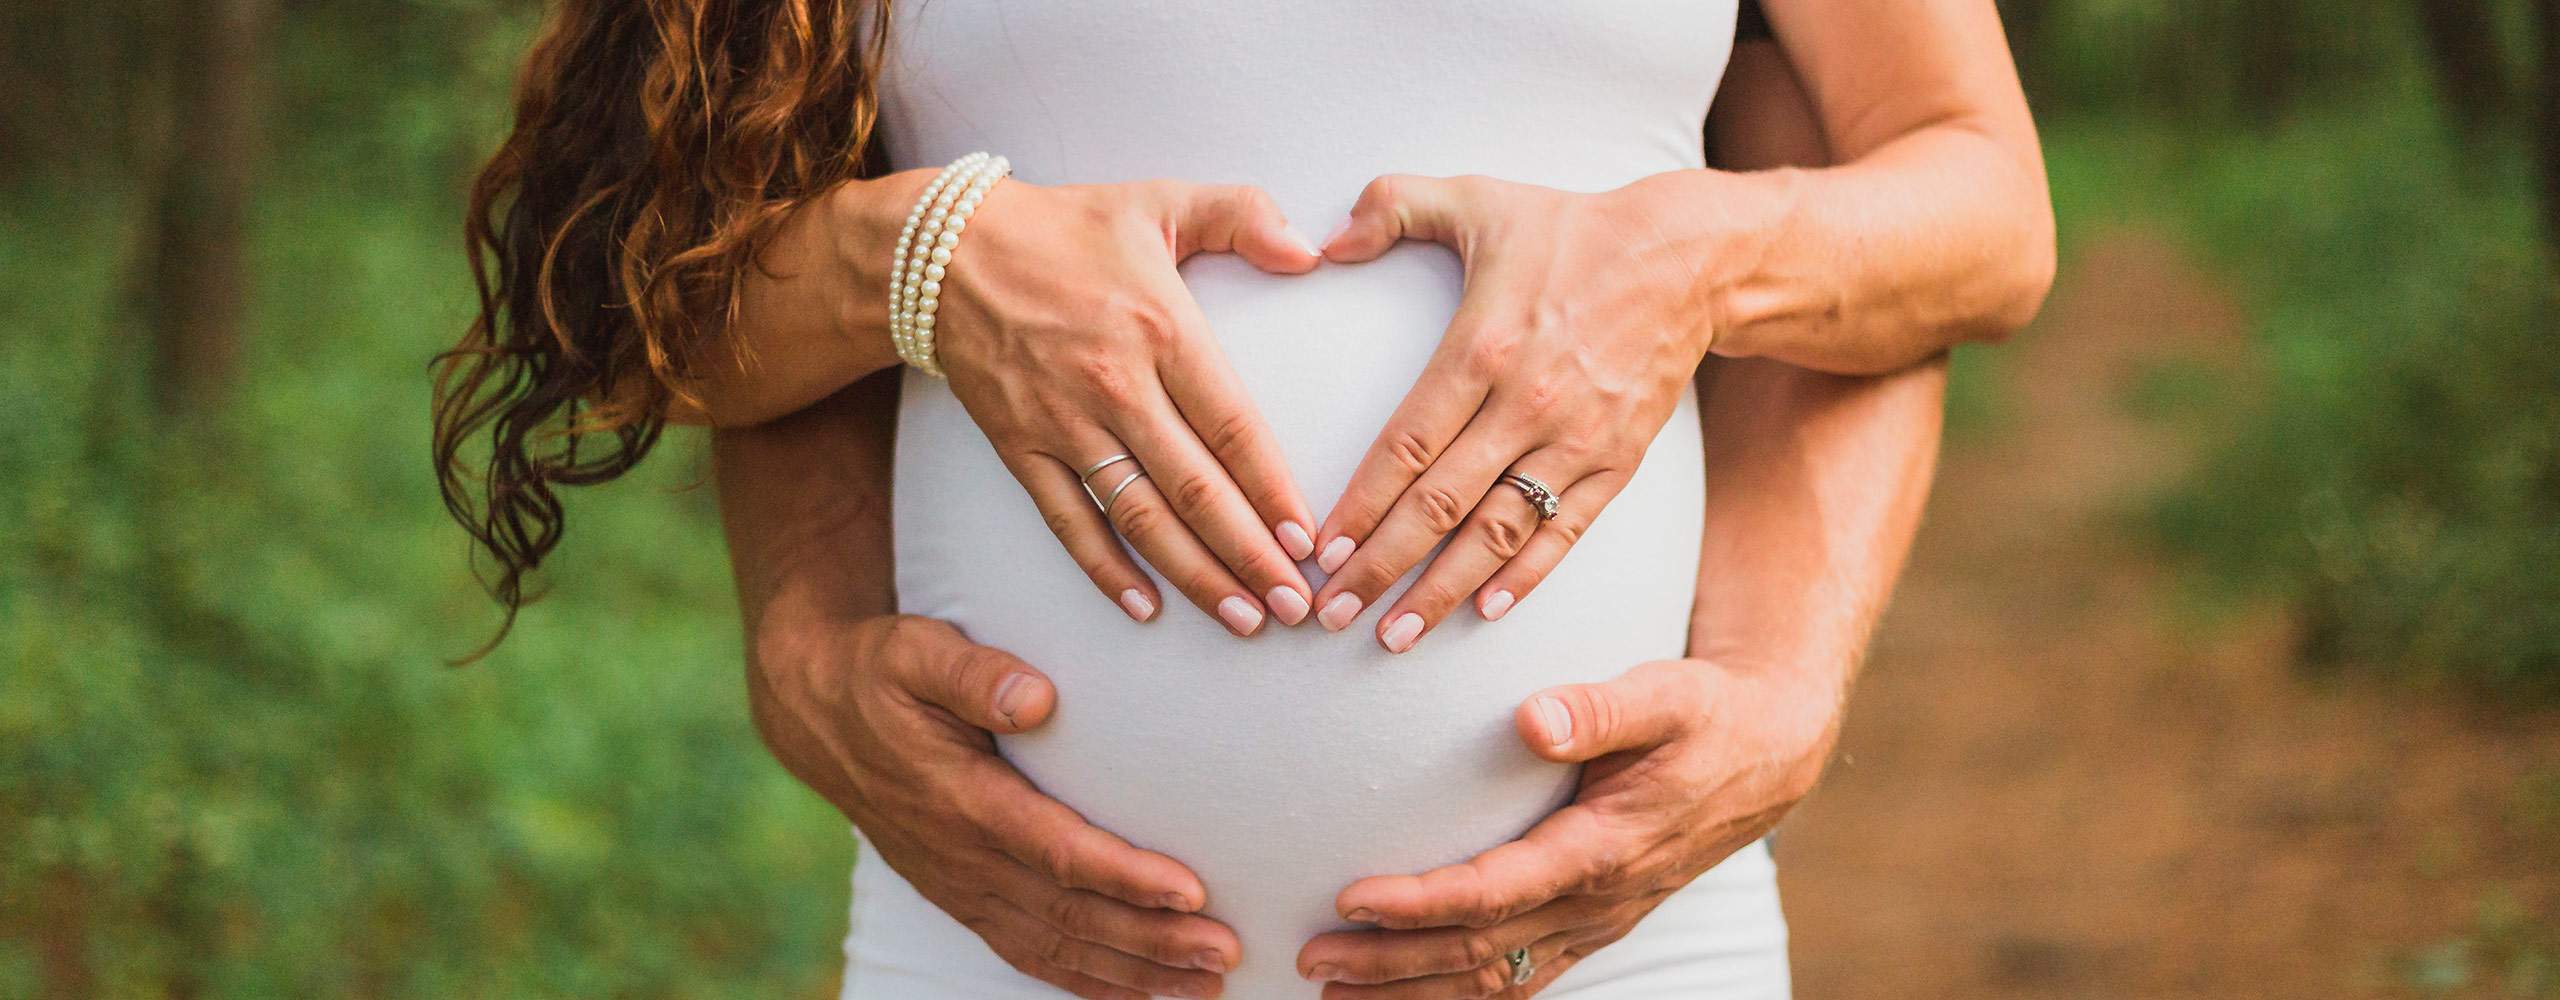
xmin=859 ymin=3 xmax=1783 ymax=998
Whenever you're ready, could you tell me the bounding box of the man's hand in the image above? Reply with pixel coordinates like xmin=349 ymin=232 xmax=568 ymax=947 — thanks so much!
xmin=1291 ymin=659 xmax=1840 ymax=998
xmin=747 ymin=612 xmax=1241 ymax=1000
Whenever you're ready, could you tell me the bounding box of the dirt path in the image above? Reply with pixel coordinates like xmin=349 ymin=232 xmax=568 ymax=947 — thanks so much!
xmin=1776 ymin=231 xmax=2560 ymax=999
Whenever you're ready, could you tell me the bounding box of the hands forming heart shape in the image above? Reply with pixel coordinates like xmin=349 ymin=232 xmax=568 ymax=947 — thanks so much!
xmin=935 ymin=171 xmax=1744 ymax=650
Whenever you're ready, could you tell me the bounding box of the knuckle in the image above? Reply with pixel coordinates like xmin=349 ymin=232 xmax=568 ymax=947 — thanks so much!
xmin=1468 ymin=962 xmax=1512 ymax=997
xmin=1033 ymin=924 xmax=1079 ymax=967
xmin=1383 ymin=430 xmax=1438 ymax=477
xmin=1069 ymin=352 xmax=1144 ymax=408
xmin=1462 ymin=336 xmax=1515 ymax=381
xmin=1231 ymin=184 xmax=1277 ymax=216
xmin=1162 ymin=470 xmax=1226 ymax=516
xmin=1478 ymin=511 xmax=1532 ymax=559
xmin=1193 ymin=407 xmax=1264 ymax=462
xmin=1458 ymin=930 xmax=1501 ymax=969
xmin=1037 ymin=836 xmax=1085 ymax=888
xmin=1360 ymin=174 xmax=1402 ymax=207
xmin=1110 ymin=495 xmax=1168 ymax=540
xmin=1410 ymin=483 xmax=1474 ymax=535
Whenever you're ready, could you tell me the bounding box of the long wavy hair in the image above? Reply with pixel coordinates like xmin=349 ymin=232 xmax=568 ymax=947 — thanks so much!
xmin=432 ymin=0 xmax=889 ymax=656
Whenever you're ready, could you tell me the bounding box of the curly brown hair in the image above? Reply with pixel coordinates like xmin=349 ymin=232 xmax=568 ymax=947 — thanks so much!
xmin=432 ymin=0 xmax=890 ymax=656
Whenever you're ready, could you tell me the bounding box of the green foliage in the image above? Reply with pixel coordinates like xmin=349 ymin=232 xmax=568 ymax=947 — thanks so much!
xmin=0 ymin=4 xmax=852 ymax=988
xmin=2045 ymin=90 xmax=2560 ymax=692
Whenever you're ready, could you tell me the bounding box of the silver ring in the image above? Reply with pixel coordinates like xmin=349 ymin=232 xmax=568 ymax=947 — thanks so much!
xmin=1077 ymin=453 xmax=1136 ymax=480
xmin=1095 ymin=470 xmax=1149 ymax=514
xmin=1505 ymin=947 xmax=1534 ymax=985
xmin=1499 ymin=472 xmax=1561 ymax=521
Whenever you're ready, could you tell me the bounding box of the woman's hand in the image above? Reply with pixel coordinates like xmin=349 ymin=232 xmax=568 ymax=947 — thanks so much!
xmin=936 ymin=180 xmax=1327 ymax=635
xmin=748 ymin=612 xmax=1243 ymax=1000
xmin=1292 ymin=658 xmax=1839 ymax=997
xmin=1308 ymin=172 xmax=1771 ymax=650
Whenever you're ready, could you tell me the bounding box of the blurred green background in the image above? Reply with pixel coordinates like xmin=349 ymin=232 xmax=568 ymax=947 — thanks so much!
xmin=1 ymin=0 xmax=2553 ymax=997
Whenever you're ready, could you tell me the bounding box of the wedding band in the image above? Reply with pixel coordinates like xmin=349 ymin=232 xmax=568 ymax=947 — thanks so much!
xmin=1077 ymin=453 xmax=1136 ymax=480
xmin=1505 ymin=947 xmax=1535 ymax=985
xmin=1096 ymin=470 xmax=1149 ymax=514
xmin=1499 ymin=472 xmax=1561 ymax=521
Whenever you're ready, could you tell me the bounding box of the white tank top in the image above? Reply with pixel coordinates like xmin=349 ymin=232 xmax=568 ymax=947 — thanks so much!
xmin=866 ymin=3 xmax=1786 ymax=997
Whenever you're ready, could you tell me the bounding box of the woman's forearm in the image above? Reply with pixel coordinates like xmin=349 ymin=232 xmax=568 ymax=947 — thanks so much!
xmin=684 ymin=176 xmax=932 ymax=427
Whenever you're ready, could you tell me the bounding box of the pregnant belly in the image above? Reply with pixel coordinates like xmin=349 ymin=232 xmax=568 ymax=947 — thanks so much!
xmin=890 ymin=246 xmax=1706 ymax=997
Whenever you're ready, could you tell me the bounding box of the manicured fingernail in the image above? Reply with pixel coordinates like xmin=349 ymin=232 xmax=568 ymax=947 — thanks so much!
xmin=993 ymin=673 xmax=1034 ymax=725
xmin=1283 ymin=223 xmax=1320 ymax=258
xmin=1317 ymin=536 xmax=1355 ymax=574
xmin=1321 ymin=218 xmax=1351 ymax=249
xmin=1267 ymin=586 xmax=1310 ymax=626
xmin=1345 ymin=907 xmax=1378 ymax=923
xmin=1119 ymin=589 xmax=1156 ymax=622
xmin=1304 ymin=963 xmax=1340 ymax=982
xmin=1170 ymin=983 xmax=1214 ymax=999
xmin=1535 ymin=696 xmax=1573 ymax=750
xmin=1381 ymin=613 xmax=1424 ymax=653
xmin=1480 ymin=589 xmax=1515 ymax=621
xmin=1275 ymin=520 xmax=1314 ymax=560
xmin=1218 ymin=596 xmax=1264 ymax=636
xmin=1317 ymin=592 xmax=1362 ymax=631
xmin=1197 ymin=950 xmax=1232 ymax=973
xmin=1157 ymin=892 xmax=1200 ymax=912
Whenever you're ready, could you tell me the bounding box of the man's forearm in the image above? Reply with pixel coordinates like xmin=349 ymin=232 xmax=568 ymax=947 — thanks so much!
xmin=1686 ymin=357 xmax=1942 ymax=698
xmin=1686 ymin=35 xmax=1946 ymax=705
xmin=713 ymin=371 xmax=902 ymax=675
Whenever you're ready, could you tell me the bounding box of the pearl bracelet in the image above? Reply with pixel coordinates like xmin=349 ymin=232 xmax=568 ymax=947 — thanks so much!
xmin=888 ymin=151 xmax=1011 ymax=377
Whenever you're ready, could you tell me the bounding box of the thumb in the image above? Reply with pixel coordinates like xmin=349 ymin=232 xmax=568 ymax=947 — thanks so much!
xmin=1165 ymin=182 xmax=1322 ymax=275
xmin=1516 ymin=660 xmax=1701 ymax=763
xmin=1320 ymin=174 xmax=1476 ymax=263
xmin=889 ymin=616 xmax=1059 ymax=735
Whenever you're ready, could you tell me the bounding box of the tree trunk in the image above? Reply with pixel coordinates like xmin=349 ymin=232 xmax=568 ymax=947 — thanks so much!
xmin=145 ymin=0 xmax=266 ymax=417
xmin=2414 ymin=0 xmax=2514 ymax=136
xmin=2540 ymin=0 xmax=2560 ymax=252
xmin=2233 ymin=0 xmax=2304 ymax=123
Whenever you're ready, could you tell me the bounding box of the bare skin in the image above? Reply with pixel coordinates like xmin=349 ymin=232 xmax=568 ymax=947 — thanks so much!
xmin=691 ymin=0 xmax=2047 ymax=646
xmin=715 ymin=32 xmax=1961 ymax=1000
xmin=1294 ymin=35 xmax=1950 ymax=997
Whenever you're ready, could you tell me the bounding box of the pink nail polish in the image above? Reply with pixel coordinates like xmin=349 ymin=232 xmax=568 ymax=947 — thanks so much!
xmin=1267 ymin=586 xmax=1310 ymax=626
xmin=1381 ymin=613 xmax=1424 ymax=653
xmin=1534 ymin=696 xmax=1574 ymax=750
xmin=1275 ymin=521 xmax=1315 ymax=560
xmin=1321 ymin=218 xmax=1352 ymax=249
xmin=1118 ymin=589 xmax=1156 ymax=622
xmin=1317 ymin=592 xmax=1362 ymax=632
xmin=1317 ymin=536 xmax=1355 ymax=574
xmin=1305 ymin=963 xmax=1340 ymax=983
xmin=1197 ymin=950 xmax=1232 ymax=974
xmin=1282 ymin=223 xmax=1320 ymax=258
xmin=1218 ymin=596 xmax=1264 ymax=636
xmin=1480 ymin=589 xmax=1515 ymax=621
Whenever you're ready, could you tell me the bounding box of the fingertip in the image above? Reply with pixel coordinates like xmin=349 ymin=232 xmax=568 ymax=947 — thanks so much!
xmin=1316 ymin=536 xmax=1355 ymax=574
xmin=991 ymin=671 xmax=1056 ymax=732
xmin=1522 ymin=694 xmax=1576 ymax=759
xmin=1275 ymin=520 xmax=1315 ymax=561
xmin=1283 ymin=223 xmax=1321 ymax=260
xmin=1117 ymin=588 xmax=1158 ymax=622
xmin=1479 ymin=588 xmax=1516 ymax=621
xmin=1379 ymin=612 xmax=1423 ymax=654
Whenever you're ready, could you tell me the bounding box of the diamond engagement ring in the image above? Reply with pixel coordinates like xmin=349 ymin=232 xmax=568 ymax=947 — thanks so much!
xmin=1505 ymin=947 xmax=1535 ymax=985
xmin=1499 ymin=472 xmax=1561 ymax=521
